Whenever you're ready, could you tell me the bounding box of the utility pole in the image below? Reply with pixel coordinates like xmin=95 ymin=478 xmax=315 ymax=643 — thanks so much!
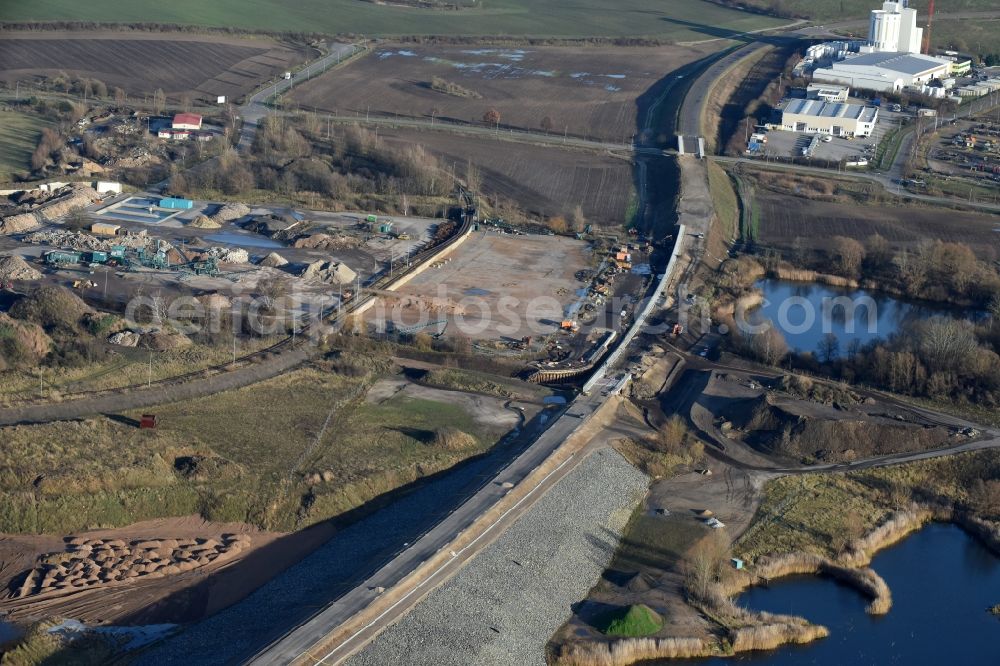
xmin=232 ymin=335 xmax=237 ymax=365
xmin=148 ymin=352 xmax=152 ymax=387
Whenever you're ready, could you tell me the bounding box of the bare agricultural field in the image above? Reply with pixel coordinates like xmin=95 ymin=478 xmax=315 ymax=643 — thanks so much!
xmin=377 ymin=127 xmax=635 ymax=224
xmin=0 ymin=31 xmax=311 ymax=103
xmin=289 ymin=44 xmax=716 ymax=142
xmin=757 ymin=193 xmax=1000 ymax=262
xmin=377 ymin=232 xmax=591 ymax=340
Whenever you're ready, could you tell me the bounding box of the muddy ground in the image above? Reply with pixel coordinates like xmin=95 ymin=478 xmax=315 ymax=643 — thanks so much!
xmin=289 ymin=44 xmax=716 ymax=142
xmin=375 ymin=127 xmax=636 ymax=224
xmin=756 ymin=192 xmax=1000 ymax=261
xmin=0 ymin=31 xmax=310 ymax=103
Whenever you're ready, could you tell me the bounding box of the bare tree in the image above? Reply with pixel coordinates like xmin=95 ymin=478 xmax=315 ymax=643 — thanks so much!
xmin=830 ymin=236 xmax=865 ymax=276
xmin=152 ymin=88 xmax=166 ymax=115
xmin=541 ymin=115 xmax=554 ymax=133
xmin=113 ymin=87 xmax=126 ymax=106
xmin=817 ymin=332 xmax=840 ymax=364
xmin=180 ymin=92 xmax=193 ymax=112
xmin=570 ymin=204 xmax=586 ymax=233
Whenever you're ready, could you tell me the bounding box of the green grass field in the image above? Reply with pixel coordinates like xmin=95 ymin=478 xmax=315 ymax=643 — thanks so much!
xmin=0 ymin=365 xmax=513 ymax=534
xmin=737 ymin=0 xmax=997 ymax=22
xmin=0 ymin=110 xmax=50 ymax=183
xmin=931 ymin=18 xmax=1000 ymax=60
xmin=0 ymin=0 xmax=786 ymax=39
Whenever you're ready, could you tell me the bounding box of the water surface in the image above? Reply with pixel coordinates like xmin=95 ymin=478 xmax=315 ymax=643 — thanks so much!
xmin=749 ymin=280 xmax=981 ymax=355
xmin=696 ymin=523 xmax=1000 ymax=665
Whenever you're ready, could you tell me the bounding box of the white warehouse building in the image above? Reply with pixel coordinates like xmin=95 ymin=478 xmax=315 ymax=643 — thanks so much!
xmin=812 ymin=52 xmax=952 ymax=93
xmin=778 ymin=99 xmax=879 ymax=138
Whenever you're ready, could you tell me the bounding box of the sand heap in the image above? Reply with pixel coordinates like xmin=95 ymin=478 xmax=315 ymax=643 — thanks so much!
xmin=12 ymin=534 xmax=252 ymax=598
xmin=259 ymin=252 xmax=289 ymax=268
xmin=293 ymin=233 xmax=361 ymax=251
xmin=210 ymin=202 xmax=251 ymax=224
xmin=187 ymin=214 xmax=221 ymax=230
xmin=0 ymin=212 xmax=41 ymax=235
xmin=300 ymin=259 xmax=357 ymax=285
xmin=0 ymin=255 xmax=42 ymax=281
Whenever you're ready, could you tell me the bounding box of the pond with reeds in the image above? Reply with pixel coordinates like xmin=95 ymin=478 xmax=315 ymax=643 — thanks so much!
xmin=746 ymin=280 xmax=983 ymax=356
xmin=696 ymin=523 xmax=1000 ymax=664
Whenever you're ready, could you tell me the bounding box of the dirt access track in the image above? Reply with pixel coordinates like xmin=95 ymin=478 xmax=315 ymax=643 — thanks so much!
xmin=289 ymin=43 xmax=717 ymax=143
xmin=0 ymin=31 xmax=311 ymax=103
xmin=756 ymin=192 xmax=1000 ymax=262
xmin=369 ymin=231 xmax=590 ymax=340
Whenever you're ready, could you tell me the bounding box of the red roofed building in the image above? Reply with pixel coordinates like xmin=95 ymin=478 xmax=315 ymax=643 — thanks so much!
xmin=171 ymin=113 xmax=203 ymax=131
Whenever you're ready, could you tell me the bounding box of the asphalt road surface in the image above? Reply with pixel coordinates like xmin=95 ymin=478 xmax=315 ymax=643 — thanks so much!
xmin=247 ymin=394 xmax=605 ymax=665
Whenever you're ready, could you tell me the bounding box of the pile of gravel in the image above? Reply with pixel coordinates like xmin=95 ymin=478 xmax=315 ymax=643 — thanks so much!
xmin=347 ymin=448 xmax=648 ymax=666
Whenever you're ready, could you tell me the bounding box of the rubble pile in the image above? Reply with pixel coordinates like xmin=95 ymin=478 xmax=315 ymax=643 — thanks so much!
xmin=37 ymin=186 xmax=101 ymax=221
xmin=24 ymin=229 xmax=152 ymax=252
xmin=293 ymin=233 xmax=361 ymax=251
xmin=201 ymin=246 xmax=250 ymax=264
xmin=107 ymin=331 xmax=141 ymax=347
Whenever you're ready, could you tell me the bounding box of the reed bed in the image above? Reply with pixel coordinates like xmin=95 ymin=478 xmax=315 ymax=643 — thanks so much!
xmin=557 ymin=637 xmax=709 ymax=666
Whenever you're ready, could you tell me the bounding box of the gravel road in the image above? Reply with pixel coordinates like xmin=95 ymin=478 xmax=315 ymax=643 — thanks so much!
xmin=346 ymin=447 xmax=648 ymax=666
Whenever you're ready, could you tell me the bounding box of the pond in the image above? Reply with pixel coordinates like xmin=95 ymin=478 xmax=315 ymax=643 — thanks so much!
xmin=746 ymin=280 xmax=982 ymax=356
xmin=695 ymin=523 xmax=1000 ymax=665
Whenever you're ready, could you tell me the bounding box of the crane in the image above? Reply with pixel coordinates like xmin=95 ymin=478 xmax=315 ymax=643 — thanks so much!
xmin=922 ymin=0 xmax=935 ymax=55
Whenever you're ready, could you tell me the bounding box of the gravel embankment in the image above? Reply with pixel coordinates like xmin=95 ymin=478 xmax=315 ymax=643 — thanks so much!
xmin=347 ymin=447 xmax=648 ymax=666
xmin=139 ymin=429 xmax=560 ymax=664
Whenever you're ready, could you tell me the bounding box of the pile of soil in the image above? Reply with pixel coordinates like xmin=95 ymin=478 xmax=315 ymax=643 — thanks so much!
xmin=187 ymin=215 xmax=221 ymax=230
xmin=139 ymin=331 xmax=192 ymax=350
xmin=0 ymin=312 xmax=53 ymax=358
xmin=0 ymin=212 xmax=41 ymax=235
xmin=108 ymin=330 xmax=140 ymax=347
xmin=9 ymin=286 xmax=93 ymax=331
xmin=0 ymin=255 xmax=42 ymax=281
xmin=293 ymin=233 xmax=361 ymax=251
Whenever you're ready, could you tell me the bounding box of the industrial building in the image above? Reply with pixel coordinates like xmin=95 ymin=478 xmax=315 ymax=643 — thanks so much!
xmin=867 ymin=1 xmax=922 ymax=54
xmin=806 ymin=83 xmax=850 ymax=102
xmin=171 ymin=113 xmax=203 ymax=131
xmin=777 ymin=99 xmax=879 ymax=138
xmin=813 ymin=51 xmax=952 ymax=93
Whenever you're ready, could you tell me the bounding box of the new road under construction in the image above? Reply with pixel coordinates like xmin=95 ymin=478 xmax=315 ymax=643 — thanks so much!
xmin=245 ymin=209 xmax=696 ymax=663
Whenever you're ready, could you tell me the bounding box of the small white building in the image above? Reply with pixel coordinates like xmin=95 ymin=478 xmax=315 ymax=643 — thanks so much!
xmin=778 ymin=99 xmax=879 ymax=138
xmin=813 ymin=52 xmax=953 ymax=94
